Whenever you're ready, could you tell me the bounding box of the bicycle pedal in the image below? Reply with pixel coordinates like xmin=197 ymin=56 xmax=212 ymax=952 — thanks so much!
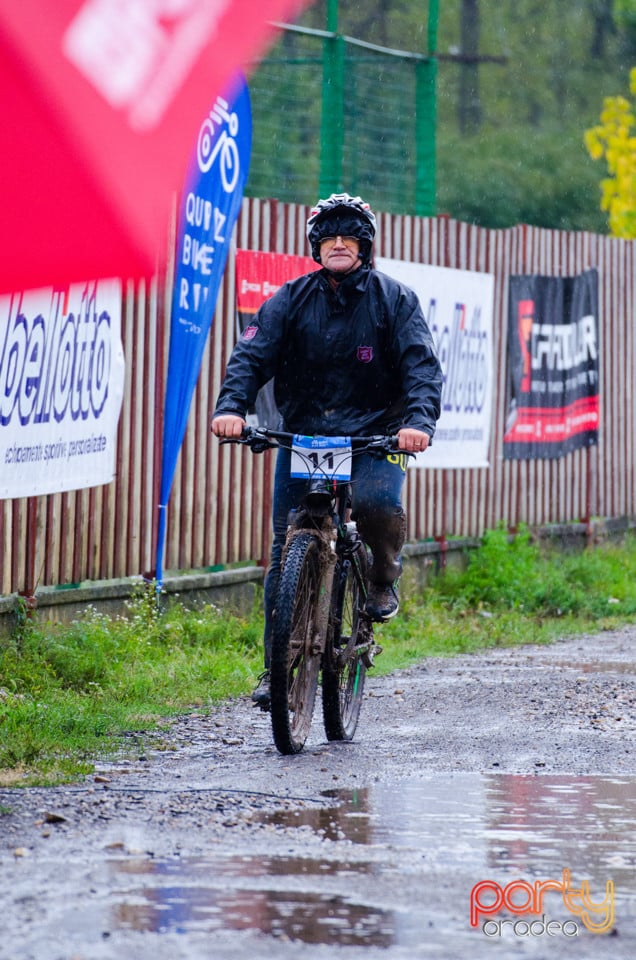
xmin=362 ymin=643 xmax=383 ymax=668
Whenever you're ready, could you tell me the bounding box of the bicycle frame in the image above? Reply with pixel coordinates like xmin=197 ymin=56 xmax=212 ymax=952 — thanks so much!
xmin=228 ymin=424 xmax=402 ymax=639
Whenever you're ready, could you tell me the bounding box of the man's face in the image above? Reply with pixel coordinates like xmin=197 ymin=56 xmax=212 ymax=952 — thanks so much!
xmin=319 ymin=234 xmax=361 ymax=274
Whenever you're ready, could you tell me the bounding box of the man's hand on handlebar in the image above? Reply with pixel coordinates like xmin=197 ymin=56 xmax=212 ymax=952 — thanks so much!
xmin=212 ymin=420 xmax=430 ymax=455
xmin=397 ymin=427 xmax=430 ymax=454
xmin=211 ymin=414 xmax=246 ymax=438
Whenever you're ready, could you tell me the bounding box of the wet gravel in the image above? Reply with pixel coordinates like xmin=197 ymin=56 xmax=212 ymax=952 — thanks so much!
xmin=0 ymin=627 xmax=634 ymax=959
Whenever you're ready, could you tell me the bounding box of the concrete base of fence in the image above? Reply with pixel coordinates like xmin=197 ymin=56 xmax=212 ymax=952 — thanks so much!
xmin=1 ymin=517 xmax=635 ymax=638
xmin=533 ymin=515 xmax=636 ymax=548
xmin=0 ymin=566 xmax=265 ymax=639
xmin=402 ymin=537 xmax=481 ymax=589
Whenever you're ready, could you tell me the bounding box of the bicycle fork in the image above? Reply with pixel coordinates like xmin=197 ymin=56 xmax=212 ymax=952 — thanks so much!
xmin=311 ymin=532 xmax=337 ymax=657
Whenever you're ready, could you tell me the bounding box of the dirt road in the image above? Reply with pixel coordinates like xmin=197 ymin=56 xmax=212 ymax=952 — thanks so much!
xmin=1 ymin=628 xmax=635 ymax=959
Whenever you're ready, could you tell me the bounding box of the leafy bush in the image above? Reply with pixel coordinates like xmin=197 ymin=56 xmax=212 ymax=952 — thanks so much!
xmin=432 ymin=525 xmax=636 ymax=620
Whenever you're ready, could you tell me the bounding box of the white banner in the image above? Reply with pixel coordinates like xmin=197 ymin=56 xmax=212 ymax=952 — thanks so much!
xmin=377 ymin=258 xmax=494 ymax=469
xmin=0 ymin=280 xmax=125 ymax=498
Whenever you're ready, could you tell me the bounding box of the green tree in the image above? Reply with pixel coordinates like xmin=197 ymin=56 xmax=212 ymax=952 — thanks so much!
xmin=585 ymin=67 xmax=636 ymax=237
xmin=616 ymin=0 xmax=636 ymax=31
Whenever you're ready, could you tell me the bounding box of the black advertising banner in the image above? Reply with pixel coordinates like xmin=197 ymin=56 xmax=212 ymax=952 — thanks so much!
xmin=504 ymin=270 xmax=599 ymax=460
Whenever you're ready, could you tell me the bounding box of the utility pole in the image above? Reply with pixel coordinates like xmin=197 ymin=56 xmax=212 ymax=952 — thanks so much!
xmin=459 ymin=0 xmax=481 ymax=133
xmin=434 ymin=2 xmax=506 ymax=136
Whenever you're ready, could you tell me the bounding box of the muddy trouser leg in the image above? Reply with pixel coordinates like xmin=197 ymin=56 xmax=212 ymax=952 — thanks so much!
xmin=263 ymin=447 xmax=308 ymax=670
xmin=350 ymin=452 xmax=408 ymax=586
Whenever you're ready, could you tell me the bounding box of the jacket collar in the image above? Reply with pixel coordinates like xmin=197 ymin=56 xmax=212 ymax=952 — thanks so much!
xmin=318 ymin=264 xmax=371 ymax=304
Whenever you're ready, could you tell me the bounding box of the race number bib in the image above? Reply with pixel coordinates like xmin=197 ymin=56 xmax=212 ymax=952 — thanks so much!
xmin=290 ymin=435 xmax=352 ymax=480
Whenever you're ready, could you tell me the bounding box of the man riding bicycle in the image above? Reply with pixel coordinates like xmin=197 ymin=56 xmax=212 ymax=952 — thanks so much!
xmin=212 ymin=193 xmax=443 ymax=708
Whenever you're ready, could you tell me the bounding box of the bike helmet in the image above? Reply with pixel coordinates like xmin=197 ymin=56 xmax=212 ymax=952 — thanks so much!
xmin=306 ymin=193 xmax=377 ymax=265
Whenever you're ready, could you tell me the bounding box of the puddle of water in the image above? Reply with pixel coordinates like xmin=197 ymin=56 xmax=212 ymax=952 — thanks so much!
xmin=114 ymin=886 xmax=393 ymax=946
xmin=547 ymin=660 xmax=636 ymax=675
xmin=108 ymin=774 xmax=636 ymax=950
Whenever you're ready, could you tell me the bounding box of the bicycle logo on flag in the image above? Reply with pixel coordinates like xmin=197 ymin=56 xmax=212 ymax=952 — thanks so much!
xmin=196 ymin=96 xmax=240 ymax=191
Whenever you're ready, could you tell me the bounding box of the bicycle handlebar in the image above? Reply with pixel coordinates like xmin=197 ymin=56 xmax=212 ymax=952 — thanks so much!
xmin=220 ymin=426 xmax=409 ymax=458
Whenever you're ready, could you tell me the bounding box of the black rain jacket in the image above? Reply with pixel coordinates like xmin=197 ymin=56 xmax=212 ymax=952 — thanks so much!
xmin=214 ymin=263 xmax=443 ymax=438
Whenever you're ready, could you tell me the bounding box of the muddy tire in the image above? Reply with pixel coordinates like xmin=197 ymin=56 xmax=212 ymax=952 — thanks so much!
xmin=270 ymin=532 xmax=322 ymax=755
xmin=322 ymin=550 xmax=368 ymax=742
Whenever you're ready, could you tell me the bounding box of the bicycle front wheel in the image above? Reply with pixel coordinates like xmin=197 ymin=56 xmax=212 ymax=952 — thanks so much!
xmin=322 ymin=552 xmax=369 ymax=742
xmin=270 ymin=532 xmax=323 ymax=755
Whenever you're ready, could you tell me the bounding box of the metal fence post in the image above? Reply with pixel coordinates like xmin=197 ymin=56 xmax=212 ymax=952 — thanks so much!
xmin=415 ymin=0 xmax=439 ymax=216
xmin=319 ymin=0 xmax=344 ymax=196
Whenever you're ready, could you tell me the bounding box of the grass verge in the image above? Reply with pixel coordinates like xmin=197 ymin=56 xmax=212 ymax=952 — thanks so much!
xmin=2 ymin=526 xmax=636 ymax=787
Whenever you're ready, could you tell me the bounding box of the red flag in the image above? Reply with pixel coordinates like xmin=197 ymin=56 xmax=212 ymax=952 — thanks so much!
xmin=0 ymin=0 xmax=311 ymax=293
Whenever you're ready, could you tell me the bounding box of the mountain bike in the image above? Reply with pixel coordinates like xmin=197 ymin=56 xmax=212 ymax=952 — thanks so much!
xmin=223 ymin=426 xmax=405 ymax=755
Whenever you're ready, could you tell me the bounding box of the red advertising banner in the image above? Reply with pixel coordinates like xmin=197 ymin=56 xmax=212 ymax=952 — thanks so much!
xmin=236 ymin=249 xmax=317 ymax=315
xmin=0 ymin=0 xmax=311 ymax=293
xmin=235 ymin=248 xmax=317 ymax=426
xmin=504 ymin=270 xmax=600 ymax=459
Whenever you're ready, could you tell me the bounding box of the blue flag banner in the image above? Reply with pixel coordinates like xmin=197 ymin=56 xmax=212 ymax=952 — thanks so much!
xmin=156 ymin=75 xmax=251 ymax=586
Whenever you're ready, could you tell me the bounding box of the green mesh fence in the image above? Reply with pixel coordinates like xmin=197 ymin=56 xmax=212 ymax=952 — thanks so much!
xmin=342 ymin=51 xmax=419 ymax=213
xmin=246 ymin=29 xmax=436 ymax=215
xmin=246 ymin=31 xmax=323 ymax=204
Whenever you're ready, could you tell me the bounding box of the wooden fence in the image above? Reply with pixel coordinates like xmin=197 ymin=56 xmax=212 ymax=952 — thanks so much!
xmin=2 ymin=198 xmax=636 ymax=598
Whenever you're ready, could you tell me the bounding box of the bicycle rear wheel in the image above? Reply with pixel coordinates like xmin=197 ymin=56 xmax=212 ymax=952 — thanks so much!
xmin=270 ymin=532 xmax=323 ymax=755
xmin=322 ymin=550 xmax=369 ymax=741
